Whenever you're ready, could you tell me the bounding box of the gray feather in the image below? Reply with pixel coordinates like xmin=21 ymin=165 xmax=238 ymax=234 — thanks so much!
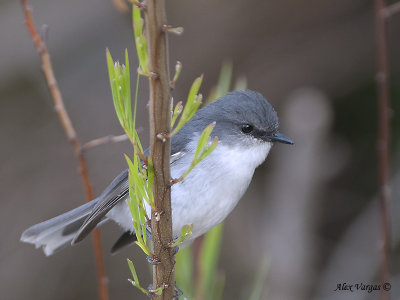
xmin=20 ymin=199 xmax=99 ymax=256
xmin=110 ymin=231 xmax=136 ymax=255
xmin=72 ymin=150 xmax=186 ymax=245
xmin=177 ymin=90 xmax=279 ymax=146
xmin=21 ymin=90 xmax=279 ymax=256
xmin=72 ymin=169 xmax=129 ymax=244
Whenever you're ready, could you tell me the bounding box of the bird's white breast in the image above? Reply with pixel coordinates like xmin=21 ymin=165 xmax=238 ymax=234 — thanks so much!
xmin=169 ymin=140 xmax=272 ymax=241
xmin=107 ymin=141 xmax=272 ymax=243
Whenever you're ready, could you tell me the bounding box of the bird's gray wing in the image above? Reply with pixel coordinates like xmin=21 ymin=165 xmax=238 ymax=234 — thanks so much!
xmin=72 ymin=169 xmax=129 ymax=244
xmin=111 ymin=231 xmax=137 ymax=254
xmin=72 ymin=143 xmax=187 ymax=245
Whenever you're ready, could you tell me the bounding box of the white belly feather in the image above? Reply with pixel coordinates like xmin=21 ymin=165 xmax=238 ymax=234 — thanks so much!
xmin=107 ymin=141 xmax=272 ymax=242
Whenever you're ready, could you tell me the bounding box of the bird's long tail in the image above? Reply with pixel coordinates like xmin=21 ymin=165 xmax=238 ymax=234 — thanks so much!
xmin=20 ymin=199 xmax=103 ymax=256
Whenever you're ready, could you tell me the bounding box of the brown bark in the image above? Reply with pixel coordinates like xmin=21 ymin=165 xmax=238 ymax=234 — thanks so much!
xmin=144 ymin=0 xmax=175 ymax=299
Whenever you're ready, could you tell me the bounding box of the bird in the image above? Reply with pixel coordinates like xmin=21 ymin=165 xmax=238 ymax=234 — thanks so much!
xmin=20 ymin=90 xmax=294 ymax=256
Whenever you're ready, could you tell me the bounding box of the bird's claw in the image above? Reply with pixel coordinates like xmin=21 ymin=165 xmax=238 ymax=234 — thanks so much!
xmin=145 ymin=283 xmax=182 ymax=299
xmin=146 ymin=255 xmax=161 ymax=265
xmin=173 ymin=284 xmax=183 ymax=299
xmin=171 ymin=245 xmax=179 ymax=257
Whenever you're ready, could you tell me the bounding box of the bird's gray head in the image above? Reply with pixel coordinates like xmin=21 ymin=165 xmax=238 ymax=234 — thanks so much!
xmin=175 ymin=90 xmax=293 ymax=149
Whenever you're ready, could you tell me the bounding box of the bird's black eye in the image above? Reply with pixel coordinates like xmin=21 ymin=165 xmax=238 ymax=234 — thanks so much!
xmin=241 ymin=124 xmax=254 ymax=134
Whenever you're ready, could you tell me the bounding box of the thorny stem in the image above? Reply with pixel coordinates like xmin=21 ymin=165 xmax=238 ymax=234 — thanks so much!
xmin=143 ymin=0 xmax=175 ymax=298
xmin=21 ymin=1 xmax=109 ymax=300
xmin=374 ymin=0 xmax=392 ymax=299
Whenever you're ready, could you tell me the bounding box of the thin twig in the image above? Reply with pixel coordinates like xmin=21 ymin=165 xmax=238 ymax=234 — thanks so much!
xmin=111 ymin=0 xmax=129 ymax=13
xmin=383 ymin=1 xmax=400 ymax=18
xmin=20 ymin=1 xmax=109 ymax=300
xmin=374 ymin=1 xmax=391 ymax=299
xmin=82 ymin=133 xmax=129 ymax=151
xmin=144 ymin=0 xmax=175 ymax=298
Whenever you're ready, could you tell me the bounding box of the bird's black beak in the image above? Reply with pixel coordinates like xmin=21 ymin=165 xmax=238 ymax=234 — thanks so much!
xmin=269 ymin=132 xmax=294 ymax=145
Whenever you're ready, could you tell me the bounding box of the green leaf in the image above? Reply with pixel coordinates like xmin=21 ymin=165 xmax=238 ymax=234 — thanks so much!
xmin=199 ymin=223 xmax=224 ymax=300
xmin=125 ymin=152 xmax=153 ymax=254
xmin=106 ymin=49 xmax=134 ymax=140
xmin=133 ymin=71 xmax=140 ymax=128
xmin=171 ymin=101 xmax=183 ymax=128
xmin=175 ymin=246 xmax=194 ymax=298
xmin=187 ymin=75 xmax=203 ymax=107
xmin=126 ymin=196 xmax=141 ymax=243
xmin=106 ymin=50 xmax=123 ymax=126
xmin=171 ymin=61 xmax=182 ymax=88
xmin=193 ymin=122 xmax=215 ymax=161
xmin=248 ymin=256 xmax=269 ymax=300
xmin=152 ymin=286 xmax=165 ymax=296
xmin=132 ymin=4 xmax=142 ymax=39
xmin=138 ymin=205 xmax=148 ymax=245
xmin=127 ymin=258 xmax=151 ymax=295
xmin=127 ymin=258 xmax=140 ymax=286
xmin=234 ymin=76 xmax=247 ymax=91
xmin=123 ymin=49 xmax=132 ymax=134
xmin=172 ymin=123 xmax=218 ymax=184
xmin=132 ymin=4 xmax=149 ymax=75
xmin=135 ymin=241 xmax=152 ymax=257
xmin=215 ymin=61 xmax=232 ymax=99
xmin=165 ymin=26 xmax=184 ymax=35
xmin=125 ymin=154 xmax=148 ymax=249
xmin=147 ymin=156 xmax=155 ymax=208
xmin=170 ymin=224 xmax=193 ymax=248
xmin=199 ymin=136 xmax=218 ymax=161
xmin=206 ymin=61 xmax=238 ymax=104
xmin=211 ymin=272 xmax=225 ymax=300
xmin=171 ymin=75 xmax=203 ymax=135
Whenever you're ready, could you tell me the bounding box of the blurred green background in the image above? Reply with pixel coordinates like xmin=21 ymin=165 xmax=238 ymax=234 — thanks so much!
xmin=1 ymin=0 xmax=399 ymax=299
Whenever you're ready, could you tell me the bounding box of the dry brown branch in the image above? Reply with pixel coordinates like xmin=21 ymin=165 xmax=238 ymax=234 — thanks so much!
xmin=143 ymin=0 xmax=175 ymax=298
xmin=383 ymin=1 xmax=400 ymax=18
xmin=112 ymin=0 xmax=129 ymax=13
xmin=82 ymin=133 xmax=129 ymax=151
xmin=20 ymin=1 xmax=109 ymax=300
xmin=374 ymin=1 xmax=391 ymax=299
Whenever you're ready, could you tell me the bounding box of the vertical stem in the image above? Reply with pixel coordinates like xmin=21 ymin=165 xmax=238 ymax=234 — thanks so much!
xmin=374 ymin=1 xmax=391 ymax=299
xmin=144 ymin=0 xmax=174 ymax=299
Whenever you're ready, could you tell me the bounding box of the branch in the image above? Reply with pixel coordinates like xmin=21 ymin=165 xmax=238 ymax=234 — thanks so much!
xmin=82 ymin=133 xmax=129 ymax=151
xmin=20 ymin=1 xmax=109 ymax=300
xmin=111 ymin=0 xmax=129 ymax=13
xmin=374 ymin=1 xmax=391 ymax=299
xmin=383 ymin=1 xmax=400 ymax=18
xmin=316 ymin=166 xmax=400 ymax=298
xmin=143 ymin=0 xmax=175 ymax=298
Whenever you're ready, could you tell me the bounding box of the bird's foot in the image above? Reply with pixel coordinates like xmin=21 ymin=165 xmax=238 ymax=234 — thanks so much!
xmin=170 ymin=245 xmax=179 ymax=257
xmin=146 ymin=255 xmax=161 ymax=265
xmin=145 ymin=283 xmax=182 ymax=299
xmin=173 ymin=284 xmax=183 ymax=299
